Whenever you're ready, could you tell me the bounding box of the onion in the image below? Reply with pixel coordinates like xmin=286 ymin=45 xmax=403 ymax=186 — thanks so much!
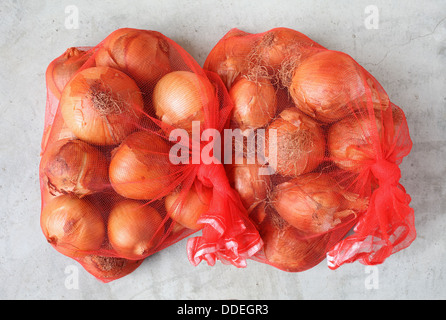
xmin=165 ymin=183 xmax=213 ymax=230
xmin=252 ymin=27 xmax=324 ymax=74
xmin=95 ymin=28 xmax=171 ymax=89
xmin=328 ymin=115 xmax=381 ymax=172
xmin=40 ymin=139 xmax=109 ymax=197
xmin=109 ymin=130 xmax=173 ymax=200
xmin=271 ymin=173 xmax=368 ymax=235
xmin=152 ymin=71 xmax=215 ymax=133
xmin=259 ymin=212 xmax=329 ymax=272
xmin=226 ymin=155 xmax=271 ymax=212
xmin=328 ymin=106 xmax=405 ymax=172
xmin=41 ymin=121 xmax=77 ymax=154
xmin=79 ymin=254 xmax=144 ymax=283
xmin=229 ymin=76 xmax=277 ymax=132
xmin=249 ymin=202 xmax=268 ymax=227
xmin=40 ymin=194 xmax=105 ymax=258
xmin=107 ymin=199 xmax=164 ymax=260
xmin=60 ymin=66 xmax=144 ymax=145
xmin=203 ymin=29 xmax=254 ymax=89
xmin=288 ymin=50 xmax=367 ymax=123
xmin=265 ymin=108 xmax=325 ymax=177
xmin=46 ymin=47 xmax=91 ymax=99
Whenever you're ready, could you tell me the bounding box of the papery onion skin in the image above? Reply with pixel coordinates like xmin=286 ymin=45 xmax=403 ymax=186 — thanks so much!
xmin=152 ymin=71 xmax=215 ymax=133
xmin=259 ymin=213 xmax=329 ymax=272
xmin=40 ymin=194 xmax=105 ymax=258
xmin=79 ymin=254 xmax=144 ymax=283
xmin=289 ymin=50 xmax=366 ymax=123
xmin=203 ymin=29 xmax=254 ymax=89
xmin=266 ymin=108 xmax=325 ymax=177
xmin=226 ymin=156 xmax=271 ymax=212
xmin=328 ymin=106 xmax=404 ymax=172
xmin=40 ymin=138 xmax=109 ymax=197
xmin=46 ymin=47 xmax=91 ymax=99
xmin=60 ymin=66 xmax=144 ymax=146
xmin=165 ymin=184 xmax=213 ymax=230
xmin=109 ymin=131 xmax=173 ymax=200
xmin=271 ymin=173 xmax=367 ymax=235
xmin=249 ymin=202 xmax=268 ymax=227
xmin=229 ymin=77 xmax=277 ymax=132
xmin=107 ymin=200 xmax=164 ymax=260
xmin=95 ymin=28 xmax=171 ymax=89
xmin=41 ymin=122 xmax=77 ymax=155
xmin=254 ymin=27 xmax=325 ymax=74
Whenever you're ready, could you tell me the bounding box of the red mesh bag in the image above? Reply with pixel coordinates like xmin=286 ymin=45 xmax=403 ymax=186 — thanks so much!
xmin=40 ymin=28 xmax=263 ymax=282
xmin=204 ymin=27 xmax=415 ymax=272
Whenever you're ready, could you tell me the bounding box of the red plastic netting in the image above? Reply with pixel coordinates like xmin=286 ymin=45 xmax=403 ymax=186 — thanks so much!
xmin=40 ymin=28 xmax=262 ymax=282
xmin=204 ymin=27 xmax=415 ymax=272
xmin=40 ymin=27 xmax=415 ymax=281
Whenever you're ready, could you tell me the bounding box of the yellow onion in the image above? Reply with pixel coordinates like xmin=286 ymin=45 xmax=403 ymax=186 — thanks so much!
xmin=46 ymin=47 xmax=91 ymax=99
xmin=109 ymin=130 xmax=173 ymax=200
xmin=41 ymin=121 xmax=77 ymax=155
xmin=328 ymin=106 xmax=405 ymax=172
xmin=253 ymin=27 xmax=324 ymax=74
xmin=79 ymin=254 xmax=144 ymax=283
xmin=152 ymin=71 xmax=215 ymax=133
xmin=107 ymin=200 xmax=164 ymax=260
xmin=289 ymin=50 xmax=366 ymax=123
xmin=271 ymin=173 xmax=368 ymax=235
xmin=226 ymin=155 xmax=271 ymax=212
xmin=260 ymin=212 xmax=330 ymax=272
xmin=265 ymin=108 xmax=325 ymax=177
xmin=165 ymin=183 xmax=213 ymax=230
xmin=40 ymin=194 xmax=105 ymax=257
xmin=40 ymin=139 xmax=109 ymax=197
xmin=95 ymin=28 xmax=171 ymax=89
xmin=229 ymin=77 xmax=277 ymax=132
xmin=203 ymin=28 xmax=255 ymax=89
xmin=249 ymin=202 xmax=268 ymax=227
xmin=60 ymin=66 xmax=144 ymax=145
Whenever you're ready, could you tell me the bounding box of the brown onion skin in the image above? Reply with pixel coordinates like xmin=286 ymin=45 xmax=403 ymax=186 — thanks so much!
xmin=95 ymin=28 xmax=171 ymax=90
xmin=265 ymin=108 xmax=326 ymax=177
xmin=41 ymin=121 xmax=77 ymax=155
xmin=107 ymin=200 xmax=164 ymax=260
xmin=249 ymin=202 xmax=268 ymax=227
xmin=60 ymin=66 xmax=144 ymax=146
xmin=165 ymin=184 xmax=213 ymax=230
xmin=271 ymin=173 xmax=367 ymax=235
xmin=203 ymin=29 xmax=255 ymax=89
xmin=40 ymin=194 xmax=105 ymax=258
xmin=328 ymin=106 xmax=405 ymax=172
xmin=46 ymin=47 xmax=91 ymax=99
xmin=259 ymin=213 xmax=329 ymax=272
xmin=289 ymin=50 xmax=366 ymax=123
xmin=328 ymin=115 xmax=381 ymax=172
xmin=226 ymin=156 xmax=271 ymax=212
xmin=78 ymin=254 xmax=144 ymax=283
xmin=109 ymin=131 xmax=173 ymax=200
xmin=256 ymin=27 xmax=325 ymax=73
xmin=152 ymin=71 xmax=215 ymax=133
xmin=229 ymin=77 xmax=278 ymax=132
xmin=40 ymin=138 xmax=109 ymax=198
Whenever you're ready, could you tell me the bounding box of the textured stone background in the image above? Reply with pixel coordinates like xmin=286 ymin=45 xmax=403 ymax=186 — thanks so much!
xmin=1 ymin=0 xmax=445 ymax=299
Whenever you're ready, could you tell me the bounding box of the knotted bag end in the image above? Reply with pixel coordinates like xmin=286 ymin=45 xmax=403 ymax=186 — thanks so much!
xmin=186 ymin=164 xmax=264 ymax=268
xmin=326 ymin=158 xmax=416 ymax=269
